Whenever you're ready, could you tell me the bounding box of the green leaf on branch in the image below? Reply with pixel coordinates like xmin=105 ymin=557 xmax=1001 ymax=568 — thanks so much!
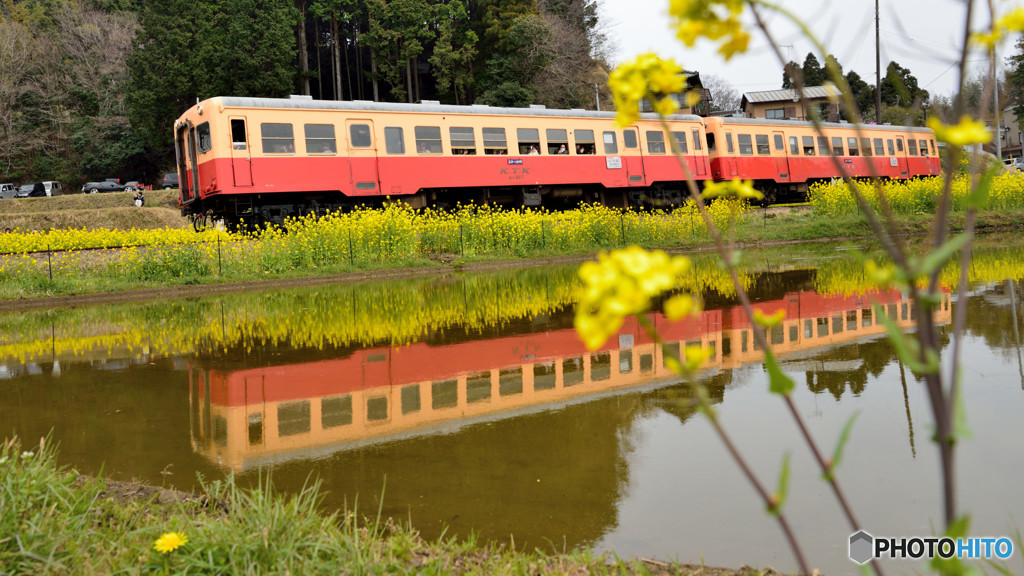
xmin=952 ymin=371 xmax=972 ymax=444
xmin=874 ymin=305 xmax=939 ymax=376
xmin=930 ymin=514 xmax=972 ymax=576
xmin=824 ymin=411 xmax=860 ymax=481
xmin=918 ymin=233 xmax=970 ymax=277
xmin=767 ymin=453 xmax=790 ymax=517
xmin=764 ymin=349 xmax=795 ymax=396
xmin=965 ymin=161 xmax=1001 ymax=210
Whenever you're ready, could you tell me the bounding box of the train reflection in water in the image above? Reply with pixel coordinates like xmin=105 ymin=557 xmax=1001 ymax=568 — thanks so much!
xmin=190 ymin=286 xmax=950 ymax=472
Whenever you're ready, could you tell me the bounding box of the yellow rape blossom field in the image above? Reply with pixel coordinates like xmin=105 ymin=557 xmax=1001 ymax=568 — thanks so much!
xmin=1 ymin=173 xmax=1023 ymax=302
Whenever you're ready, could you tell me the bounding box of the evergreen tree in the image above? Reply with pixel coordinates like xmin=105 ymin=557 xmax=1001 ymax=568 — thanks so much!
xmin=1007 ymin=37 xmax=1024 ymax=129
xmin=881 ymin=61 xmax=928 ymax=107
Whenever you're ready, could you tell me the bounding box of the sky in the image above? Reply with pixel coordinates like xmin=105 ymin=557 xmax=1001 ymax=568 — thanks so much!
xmin=600 ymin=0 xmax=1013 ymax=101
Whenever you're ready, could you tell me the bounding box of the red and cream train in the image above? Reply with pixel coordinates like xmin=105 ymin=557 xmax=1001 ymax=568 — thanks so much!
xmin=173 ymin=96 xmax=941 ymax=228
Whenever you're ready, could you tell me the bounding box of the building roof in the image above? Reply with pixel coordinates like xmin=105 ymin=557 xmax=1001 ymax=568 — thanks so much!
xmin=741 ymin=85 xmax=839 ymax=106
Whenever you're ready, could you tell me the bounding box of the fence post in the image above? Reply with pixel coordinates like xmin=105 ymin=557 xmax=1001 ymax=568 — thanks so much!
xmin=620 ymin=213 xmax=625 ymax=245
xmin=217 ymin=237 xmax=222 ymax=276
xmin=460 ymin=223 xmax=465 ymax=256
xmin=541 ymin=220 xmax=546 ymax=250
xmin=348 ymin=228 xmax=354 ymax=265
xmin=47 ymin=246 xmax=52 ymax=281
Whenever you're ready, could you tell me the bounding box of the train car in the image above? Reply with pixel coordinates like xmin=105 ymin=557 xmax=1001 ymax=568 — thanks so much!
xmin=704 ymin=117 xmax=941 ymax=201
xmin=173 ymin=96 xmax=711 ymax=228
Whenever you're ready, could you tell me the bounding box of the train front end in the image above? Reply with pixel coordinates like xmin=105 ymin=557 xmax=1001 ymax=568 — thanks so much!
xmin=175 ymin=98 xmax=235 ymax=227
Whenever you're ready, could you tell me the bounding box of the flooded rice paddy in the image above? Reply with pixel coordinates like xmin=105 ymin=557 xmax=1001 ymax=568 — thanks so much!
xmin=3 ymin=239 xmax=1024 ymax=575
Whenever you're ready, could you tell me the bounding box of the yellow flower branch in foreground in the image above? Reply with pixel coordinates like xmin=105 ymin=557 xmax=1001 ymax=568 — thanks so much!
xmin=927 ymin=115 xmax=992 ymax=147
xmin=575 ymin=246 xmax=693 ymax=350
xmin=669 ymin=0 xmax=751 ymax=60
xmin=608 ymin=53 xmax=687 ymax=126
xmin=701 ymin=179 xmax=763 ymax=201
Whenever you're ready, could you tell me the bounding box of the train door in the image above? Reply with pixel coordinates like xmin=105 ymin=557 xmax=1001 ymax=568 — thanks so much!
xmin=346 ymin=119 xmax=380 ymax=194
xmin=175 ymin=122 xmax=199 ymax=204
xmin=895 ymin=137 xmax=909 ymax=177
xmin=692 ymin=128 xmax=707 ymax=176
xmin=723 ymin=131 xmax=738 ymax=179
xmin=244 ymin=374 xmax=265 ymax=447
xmin=622 ymin=128 xmax=645 ymax=185
xmin=360 ymin=349 xmax=391 ymax=398
xmin=772 ymin=131 xmax=791 ymax=180
xmin=229 ymin=117 xmax=253 ymax=187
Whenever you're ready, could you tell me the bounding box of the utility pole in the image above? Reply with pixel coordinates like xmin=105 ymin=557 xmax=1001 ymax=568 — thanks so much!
xmin=595 ymin=84 xmax=601 ymax=111
xmin=875 ymin=0 xmax=882 ymax=124
xmin=995 ymin=49 xmax=1003 ymax=159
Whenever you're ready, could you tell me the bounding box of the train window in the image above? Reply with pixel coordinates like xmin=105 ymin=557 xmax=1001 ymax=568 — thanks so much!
xmin=517 ymin=128 xmax=541 ymax=154
xmin=724 ymin=133 xmax=733 ymax=153
xmin=896 ymin=138 xmax=904 ymax=152
xmin=414 ymin=126 xmax=442 ymax=154
xmin=908 ymin=139 xmax=918 ymax=156
xmin=673 ymin=131 xmax=689 ymax=153
xmin=706 ymin=133 xmax=716 ymax=152
xmin=873 ymin=138 xmax=884 ymax=156
xmin=450 ymin=126 xmax=476 ymax=155
xmin=861 ymin=138 xmax=872 ymax=156
xmin=230 ymin=119 xmax=247 ymax=150
xmin=755 ymin=134 xmax=770 ymax=155
xmin=623 ymin=129 xmax=638 ymax=149
xmin=575 ymin=129 xmax=595 ymax=154
xmin=646 ymin=131 xmax=666 ymax=154
xmin=692 ymin=129 xmax=702 ymax=150
xmin=773 ymin=134 xmax=784 ymax=151
xmin=848 ymin=138 xmax=859 ymax=156
xmin=789 ymin=136 xmax=799 ymax=155
xmin=304 ymin=124 xmax=336 ymax=154
xmin=546 ymin=128 xmax=568 ymax=154
xmin=887 ymin=139 xmax=895 ymax=156
xmin=277 ymin=400 xmax=310 ymax=436
xmin=802 ymin=136 xmax=815 ymax=156
xmin=919 ymin=140 xmax=929 ymax=156
xmin=832 ymin=137 xmax=843 ymax=156
xmin=349 ymin=123 xmax=372 ymax=148
xmin=322 ymin=395 xmax=353 ymax=428
xmin=930 ymin=140 xmax=936 ymax=155
xmin=817 ymin=136 xmax=829 ymax=156
xmin=197 ymin=122 xmax=212 ymax=153
xmin=603 ymin=131 xmax=618 ymax=154
xmin=384 ymin=127 xmax=405 ymax=154
xmin=483 ymin=127 xmax=508 ymax=154
xmin=261 ymin=123 xmax=295 ymax=154
xmin=737 ymin=134 xmax=753 ymax=155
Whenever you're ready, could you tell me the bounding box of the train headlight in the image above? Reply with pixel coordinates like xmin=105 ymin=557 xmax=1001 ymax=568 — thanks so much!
xmin=197 ymin=105 xmax=203 ymax=116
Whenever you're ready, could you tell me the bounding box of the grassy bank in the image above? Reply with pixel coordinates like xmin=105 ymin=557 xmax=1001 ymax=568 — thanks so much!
xmin=0 ymin=436 xmax=737 ymax=576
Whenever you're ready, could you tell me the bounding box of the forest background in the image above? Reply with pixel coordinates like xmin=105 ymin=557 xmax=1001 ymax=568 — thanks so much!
xmin=0 ymin=0 xmax=1020 ymax=190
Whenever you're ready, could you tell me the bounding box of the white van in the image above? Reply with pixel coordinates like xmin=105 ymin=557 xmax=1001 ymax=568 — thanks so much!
xmin=41 ymin=181 xmax=62 ymax=196
xmin=0 ymin=183 xmax=14 ymax=199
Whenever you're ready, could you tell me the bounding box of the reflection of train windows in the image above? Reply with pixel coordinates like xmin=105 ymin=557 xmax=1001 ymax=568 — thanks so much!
xmin=901 ymin=303 xmax=908 ymax=320
xmin=533 ymin=363 xmax=557 ymax=391
xmin=789 ymin=325 xmax=798 ymax=342
xmin=366 ymin=396 xmax=388 ymax=421
xmin=753 ymin=328 xmax=765 ymax=351
xmin=804 ymin=319 xmax=813 ymax=338
xmin=402 ymin=385 xmax=421 ymax=414
xmin=770 ymin=325 xmax=784 ymax=345
xmin=467 ymin=371 xmax=491 ymax=403
xmin=888 ymin=304 xmax=897 ymax=320
xmin=663 ymin=342 xmax=680 ymax=367
xmin=832 ymin=315 xmax=843 ymax=334
xmin=499 ymin=367 xmax=523 ymax=396
xmin=213 ymin=415 xmax=228 ymax=447
xmin=741 ymin=331 xmax=748 ymax=352
xmin=709 ymin=341 xmax=716 ymax=361
xmin=278 ymin=401 xmax=311 ymax=436
xmin=640 ymin=354 xmax=653 ymax=373
xmin=846 ymin=311 xmax=857 ymax=331
xmin=722 ymin=337 xmax=732 ymax=357
xmin=322 ymin=395 xmax=353 ymax=428
xmin=563 ymin=357 xmax=583 ymax=387
xmin=248 ymin=412 xmax=263 ymax=446
xmin=862 ymin=308 xmax=873 ymax=327
xmin=432 ymin=380 xmax=458 ymax=409
xmin=817 ymin=318 xmax=829 ymax=337
xmin=591 ymin=352 xmax=611 ymax=381
xmin=619 ymin=350 xmax=633 ymax=374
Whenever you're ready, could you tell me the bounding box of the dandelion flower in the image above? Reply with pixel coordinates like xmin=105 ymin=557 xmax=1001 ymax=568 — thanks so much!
xmin=154 ymin=532 xmax=188 ymax=554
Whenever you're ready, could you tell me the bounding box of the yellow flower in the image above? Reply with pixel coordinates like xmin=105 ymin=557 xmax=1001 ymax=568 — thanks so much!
xmin=927 ymin=115 xmax=991 ymax=147
xmin=153 ymin=532 xmax=188 ymax=554
xmin=609 ymin=53 xmax=687 ymax=126
xmin=701 ymin=179 xmax=762 ymax=200
xmin=669 ymin=0 xmax=750 ymax=60
xmin=665 ymin=294 xmax=700 ymax=321
xmin=753 ymin=309 xmax=786 ymax=328
xmin=575 ymin=246 xmax=692 ymax=350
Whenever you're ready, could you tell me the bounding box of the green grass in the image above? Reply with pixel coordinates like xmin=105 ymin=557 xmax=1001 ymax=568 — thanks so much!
xmin=0 ymin=435 xmax=725 ymax=575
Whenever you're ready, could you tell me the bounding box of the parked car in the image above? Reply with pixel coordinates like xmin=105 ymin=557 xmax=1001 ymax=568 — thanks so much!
xmin=41 ymin=181 xmax=62 ymax=196
xmin=15 ymin=183 xmax=45 ymax=198
xmin=0 ymin=183 xmax=14 ymax=199
xmin=161 ymin=172 xmax=179 ymax=189
xmin=123 ymin=181 xmax=143 ymax=192
xmin=82 ymin=180 xmax=128 ymax=194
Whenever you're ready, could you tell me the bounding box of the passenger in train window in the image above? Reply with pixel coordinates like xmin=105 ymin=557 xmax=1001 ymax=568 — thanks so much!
xmin=577 ymin=144 xmax=584 ymax=154
xmin=527 ymin=145 xmax=539 ymax=155
xmin=557 ymin=144 xmax=568 ymax=154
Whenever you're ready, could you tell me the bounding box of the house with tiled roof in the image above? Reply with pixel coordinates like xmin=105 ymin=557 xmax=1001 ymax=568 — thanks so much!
xmin=740 ymin=86 xmax=840 ymax=121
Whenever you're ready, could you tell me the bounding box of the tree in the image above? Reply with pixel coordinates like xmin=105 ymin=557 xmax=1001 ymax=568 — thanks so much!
xmin=1009 ymin=36 xmax=1024 ymax=130
xmin=843 ymin=70 xmax=873 ymax=119
xmin=476 ymin=14 xmax=553 ymax=107
xmin=880 ymin=61 xmax=928 ymax=107
xmin=701 ymin=74 xmax=740 ymax=111
xmin=428 ymin=2 xmax=477 ymax=104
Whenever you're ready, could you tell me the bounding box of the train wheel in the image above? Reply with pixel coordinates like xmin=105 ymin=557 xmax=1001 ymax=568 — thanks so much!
xmin=189 ymin=213 xmax=207 ymax=233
